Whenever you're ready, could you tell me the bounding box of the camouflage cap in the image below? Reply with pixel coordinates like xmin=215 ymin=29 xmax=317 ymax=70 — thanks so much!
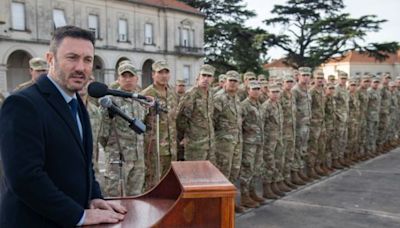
xmin=382 ymin=72 xmax=392 ymax=79
xmin=199 ymin=64 xmax=215 ymax=76
xmin=218 ymin=74 xmax=227 ymax=82
xmin=225 ymin=70 xmax=240 ymax=82
xmin=327 ymin=75 xmax=335 ymax=80
xmin=313 ymin=70 xmax=324 ymax=78
xmin=275 ymin=78 xmax=283 ymax=86
xmin=268 ymin=83 xmax=281 ymax=92
xmin=176 ymin=79 xmax=186 ymax=86
xmin=326 ymin=82 xmax=335 ymax=89
xmin=348 ymin=78 xmax=357 ymax=85
xmin=118 ymin=60 xmax=132 ymax=67
xmin=118 ymin=63 xmax=137 ymax=76
xmin=152 ymin=60 xmax=170 ymax=72
xmin=283 ymin=75 xmax=295 ymax=82
xmin=248 ymin=81 xmax=261 ymax=89
xmin=361 ymin=74 xmax=372 ymax=81
xmin=298 ymin=67 xmax=312 ymax=75
xmin=372 ymin=76 xmax=380 ymax=82
xmin=29 ymin=57 xmax=48 ymax=70
xmin=244 ymin=71 xmax=257 ymax=80
xmin=388 ymin=81 xmax=397 ymax=87
xmin=337 ymin=71 xmax=348 ymax=79
xmin=258 ymin=74 xmax=267 ymax=81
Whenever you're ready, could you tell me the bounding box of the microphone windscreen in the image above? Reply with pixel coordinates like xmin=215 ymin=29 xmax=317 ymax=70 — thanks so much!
xmin=88 ymin=82 xmax=108 ymax=98
xmin=99 ymin=97 xmax=113 ymax=108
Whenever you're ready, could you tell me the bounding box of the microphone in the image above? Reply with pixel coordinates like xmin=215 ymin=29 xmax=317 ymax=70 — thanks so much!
xmin=88 ymin=81 xmax=148 ymax=100
xmin=99 ymin=97 xmax=146 ymax=134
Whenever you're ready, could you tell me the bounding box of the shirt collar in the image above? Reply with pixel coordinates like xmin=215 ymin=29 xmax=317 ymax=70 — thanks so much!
xmin=47 ymin=75 xmax=77 ymax=103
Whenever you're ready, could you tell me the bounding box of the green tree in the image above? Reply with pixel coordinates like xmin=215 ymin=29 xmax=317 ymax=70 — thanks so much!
xmin=181 ymin=0 xmax=270 ymax=74
xmin=264 ymin=0 xmax=399 ymax=68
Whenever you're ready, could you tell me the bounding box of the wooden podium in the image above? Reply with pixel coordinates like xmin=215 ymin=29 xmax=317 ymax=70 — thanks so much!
xmin=89 ymin=161 xmax=236 ymax=228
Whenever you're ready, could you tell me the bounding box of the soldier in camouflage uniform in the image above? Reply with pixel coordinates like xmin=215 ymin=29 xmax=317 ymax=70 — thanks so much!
xmin=347 ymin=78 xmax=361 ymax=164
xmin=213 ymin=70 xmax=243 ymax=212
xmin=211 ymin=74 xmax=226 ymax=95
xmin=175 ymin=79 xmax=186 ymax=103
xmin=324 ymin=83 xmax=338 ymax=170
xmin=377 ymin=73 xmax=392 ymax=152
xmin=308 ymin=70 xmax=328 ymax=178
xmin=262 ymin=83 xmax=289 ymax=198
xmin=280 ymin=75 xmax=303 ymax=187
xmin=176 ymin=64 xmax=216 ymax=163
xmin=237 ymin=72 xmax=257 ymax=101
xmin=98 ymin=63 xmax=147 ymax=196
xmin=333 ymin=71 xmax=350 ymax=167
xmin=327 ymin=75 xmax=336 ymax=84
xmin=357 ymin=74 xmax=371 ymax=160
xmin=14 ymin=57 xmax=48 ymax=91
xmin=387 ymin=81 xmax=398 ymax=147
xmin=141 ymin=60 xmax=178 ymax=190
xmin=291 ymin=67 xmax=312 ymax=182
xmin=366 ymin=76 xmax=381 ymax=157
xmin=239 ymin=81 xmax=266 ymax=208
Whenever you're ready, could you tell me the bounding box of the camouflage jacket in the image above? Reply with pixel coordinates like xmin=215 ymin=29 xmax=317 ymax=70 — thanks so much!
xmin=262 ymin=99 xmax=283 ymax=143
xmin=237 ymin=84 xmax=248 ymax=101
xmin=280 ymin=90 xmax=296 ymax=138
xmin=141 ymin=84 xmax=177 ymax=158
xmin=389 ymin=90 xmax=398 ymax=118
xmin=176 ymin=86 xmax=215 ymax=152
xmin=379 ymin=85 xmax=391 ymax=115
xmin=357 ymin=88 xmax=369 ymax=123
xmin=309 ymin=86 xmax=325 ymax=124
xmin=14 ymin=79 xmax=34 ymax=91
xmin=367 ymin=88 xmax=381 ymax=122
xmin=348 ymin=91 xmax=360 ymax=124
xmin=241 ymin=97 xmax=264 ymax=145
xmin=333 ymin=84 xmax=349 ymax=123
xmin=292 ymin=84 xmax=311 ymax=126
xmin=324 ymin=95 xmax=336 ymax=131
xmin=259 ymin=93 xmax=268 ymax=104
xmin=213 ymin=89 xmax=242 ymax=142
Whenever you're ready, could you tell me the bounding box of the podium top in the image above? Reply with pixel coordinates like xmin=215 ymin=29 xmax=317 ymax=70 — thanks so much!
xmin=171 ymin=161 xmax=236 ymax=196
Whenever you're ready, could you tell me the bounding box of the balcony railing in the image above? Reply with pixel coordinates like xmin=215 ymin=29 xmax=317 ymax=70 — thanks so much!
xmin=174 ymin=45 xmax=204 ymax=55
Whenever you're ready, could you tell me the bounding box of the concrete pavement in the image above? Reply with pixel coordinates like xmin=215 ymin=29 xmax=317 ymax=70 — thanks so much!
xmin=236 ymin=149 xmax=400 ymax=228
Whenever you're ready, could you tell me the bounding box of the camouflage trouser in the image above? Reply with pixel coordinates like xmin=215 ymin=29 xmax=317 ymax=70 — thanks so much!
xmin=104 ymin=159 xmax=145 ymax=197
xmin=263 ymin=139 xmax=283 ymax=183
xmin=239 ymin=143 xmax=263 ymax=194
xmin=388 ymin=114 xmax=398 ymax=143
xmin=367 ymin=120 xmax=379 ymax=154
xmin=377 ymin=113 xmax=390 ymax=146
xmin=308 ymin=122 xmax=326 ymax=166
xmin=347 ymin=120 xmax=359 ymax=157
xmin=358 ymin=119 xmax=368 ymax=157
xmin=215 ymin=138 xmax=242 ymax=183
xmin=325 ymin=127 xmax=335 ymax=164
xmin=293 ymin=124 xmax=309 ymax=171
xmin=335 ymin=122 xmax=347 ymax=159
xmin=185 ymin=143 xmax=213 ymax=162
xmin=145 ymin=154 xmax=172 ymax=191
xmin=282 ymin=135 xmax=295 ymax=181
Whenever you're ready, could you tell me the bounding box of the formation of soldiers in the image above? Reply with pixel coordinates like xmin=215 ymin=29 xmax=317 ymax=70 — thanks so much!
xmin=3 ymin=57 xmax=400 ymax=214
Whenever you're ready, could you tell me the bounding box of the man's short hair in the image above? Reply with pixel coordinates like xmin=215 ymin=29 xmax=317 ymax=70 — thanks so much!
xmin=50 ymin=25 xmax=95 ymax=54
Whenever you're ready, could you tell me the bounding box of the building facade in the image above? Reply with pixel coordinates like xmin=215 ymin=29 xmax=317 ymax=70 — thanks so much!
xmin=0 ymin=0 xmax=205 ymax=93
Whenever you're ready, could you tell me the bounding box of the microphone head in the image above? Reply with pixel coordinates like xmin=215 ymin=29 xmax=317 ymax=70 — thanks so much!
xmin=88 ymin=82 xmax=108 ymax=98
xmin=99 ymin=97 xmax=113 ymax=108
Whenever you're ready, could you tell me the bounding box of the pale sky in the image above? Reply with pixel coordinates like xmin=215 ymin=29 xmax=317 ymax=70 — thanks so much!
xmin=244 ymin=0 xmax=400 ymax=59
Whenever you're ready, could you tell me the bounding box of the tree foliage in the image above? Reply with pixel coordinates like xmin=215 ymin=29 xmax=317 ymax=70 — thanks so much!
xmin=264 ymin=0 xmax=399 ymax=68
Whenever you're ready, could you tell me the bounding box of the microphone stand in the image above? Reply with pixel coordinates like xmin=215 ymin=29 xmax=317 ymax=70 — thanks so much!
xmin=155 ymin=100 xmax=161 ymax=182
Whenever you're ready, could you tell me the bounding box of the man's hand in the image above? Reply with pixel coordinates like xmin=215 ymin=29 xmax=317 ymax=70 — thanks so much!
xmin=90 ymin=198 xmax=127 ymax=214
xmin=82 ymin=208 xmax=124 ymax=225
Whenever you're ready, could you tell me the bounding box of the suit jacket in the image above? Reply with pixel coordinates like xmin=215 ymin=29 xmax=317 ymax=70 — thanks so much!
xmin=0 ymin=75 xmax=102 ymax=227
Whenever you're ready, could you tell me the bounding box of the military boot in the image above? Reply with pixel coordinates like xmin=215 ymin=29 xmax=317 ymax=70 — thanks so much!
xmin=240 ymin=191 xmax=260 ymax=208
xmin=262 ymin=182 xmax=279 ymax=199
xmin=250 ymin=189 xmax=267 ymax=205
xmin=322 ymin=163 xmax=333 ymax=174
xmin=235 ymin=204 xmax=245 ymax=213
xmin=271 ymin=182 xmax=286 ymax=197
xmin=339 ymin=158 xmax=350 ymax=167
xmin=299 ymin=170 xmax=312 ymax=182
xmin=307 ymin=166 xmax=320 ymax=179
xmin=277 ymin=181 xmax=292 ymax=192
xmin=315 ymin=164 xmax=326 ymax=176
xmin=291 ymin=171 xmax=306 ymax=185
xmin=325 ymin=162 xmax=335 ymax=172
xmin=284 ymin=179 xmax=298 ymax=189
xmin=332 ymin=159 xmax=344 ymax=169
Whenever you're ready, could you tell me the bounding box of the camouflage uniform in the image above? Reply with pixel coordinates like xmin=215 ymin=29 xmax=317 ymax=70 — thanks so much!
xmin=176 ymin=86 xmax=216 ymax=162
xmin=377 ymin=82 xmax=391 ymax=148
xmin=14 ymin=57 xmax=48 ymax=91
xmin=388 ymin=83 xmax=398 ymax=144
xmin=366 ymin=85 xmax=381 ymax=155
xmin=357 ymin=82 xmax=370 ymax=158
xmin=14 ymin=80 xmax=35 ymax=91
xmin=98 ymin=95 xmax=147 ymax=196
xmin=262 ymin=95 xmax=284 ymax=183
xmin=213 ymin=77 xmax=242 ymax=182
xmin=142 ymin=84 xmax=177 ymax=189
xmin=239 ymin=95 xmax=264 ymax=195
xmin=347 ymin=84 xmax=361 ymax=159
xmin=333 ymin=82 xmax=349 ymax=160
xmin=324 ymin=87 xmax=336 ymax=166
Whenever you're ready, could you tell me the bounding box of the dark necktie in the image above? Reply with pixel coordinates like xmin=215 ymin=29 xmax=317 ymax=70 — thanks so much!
xmin=68 ymin=98 xmax=80 ymax=132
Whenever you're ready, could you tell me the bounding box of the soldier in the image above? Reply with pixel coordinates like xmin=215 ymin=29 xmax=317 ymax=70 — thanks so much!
xmin=387 ymin=81 xmax=398 ymax=147
xmin=237 ymin=72 xmax=257 ymax=101
xmin=308 ymin=70 xmax=329 ymax=178
xmin=377 ymin=73 xmax=392 ymax=153
xmin=213 ymin=70 xmax=243 ymax=213
xmin=98 ymin=63 xmax=147 ymax=196
xmin=259 ymin=81 xmax=269 ymax=103
xmin=366 ymin=76 xmax=381 ymax=157
xmin=175 ymin=79 xmax=186 ymax=103
xmin=14 ymin=57 xmax=48 ymax=91
xmin=109 ymin=60 xmax=133 ymax=89
xmin=239 ymin=81 xmax=266 ymax=208
xmin=333 ymin=71 xmax=350 ymax=167
xmin=280 ymin=75 xmax=303 ymax=187
xmin=142 ymin=60 xmax=178 ymax=190
xmin=176 ymin=64 xmax=216 ymax=163
xmin=262 ymin=83 xmax=289 ymax=199
xmin=327 ymin=75 xmax=336 ymax=84
xmin=258 ymin=74 xmax=267 ymax=82
xmin=347 ymin=78 xmax=361 ymax=164
xmin=357 ymin=74 xmax=371 ymax=161
xmin=291 ymin=67 xmax=312 ymax=182
xmin=324 ymin=82 xmax=338 ymax=170
xmin=211 ymin=74 xmax=226 ymax=94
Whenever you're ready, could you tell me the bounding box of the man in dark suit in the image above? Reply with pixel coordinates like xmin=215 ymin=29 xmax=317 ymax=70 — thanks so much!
xmin=0 ymin=26 xmax=126 ymax=227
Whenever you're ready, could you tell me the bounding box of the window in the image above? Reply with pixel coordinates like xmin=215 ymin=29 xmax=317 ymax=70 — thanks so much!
xmin=88 ymin=15 xmax=99 ymax=38
xmin=183 ymin=65 xmax=191 ymax=84
xmin=118 ymin=19 xmax=128 ymax=42
xmin=53 ymin=9 xmax=67 ymax=28
xmin=144 ymin=23 xmax=153 ymax=44
xmin=11 ymin=2 xmax=25 ymax=30
xmin=182 ymin=28 xmax=190 ymax=47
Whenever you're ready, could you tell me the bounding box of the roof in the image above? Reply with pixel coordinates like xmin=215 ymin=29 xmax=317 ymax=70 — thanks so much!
xmin=263 ymin=58 xmax=292 ymax=69
xmin=325 ymin=50 xmax=400 ymax=65
xmin=126 ymin=0 xmax=203 ymax=16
